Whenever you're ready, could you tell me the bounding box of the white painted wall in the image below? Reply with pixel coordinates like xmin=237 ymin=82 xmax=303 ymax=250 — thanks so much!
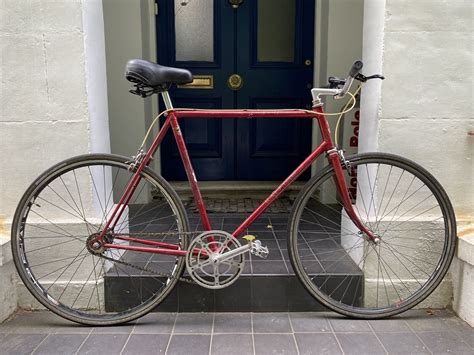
xmin=102 ymin=0 xmax=158 ymax=169
xmin=361 ymin=0 xmax=473 ymax=319
xmin=377 ymin=0 xmax=473 ymax=220
xmin=0 ymin=0 xmax=91 ymax=227
xmin=313 ymin=0 xmax=365 ymax=174
xmin=83 ymin=0 xmax=111 ymax=155
xmin=0 ymin=0 xmax=109 ymax=320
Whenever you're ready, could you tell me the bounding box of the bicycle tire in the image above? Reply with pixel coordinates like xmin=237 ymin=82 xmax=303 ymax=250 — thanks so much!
xmin=288 ymin=152 xmax=456 ymax=318
xmin=11 ymin=154 xmax=190 ymax=325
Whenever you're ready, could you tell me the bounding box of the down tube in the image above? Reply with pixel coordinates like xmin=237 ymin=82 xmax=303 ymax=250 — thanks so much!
xmin=232 ymin=140 xmax=329 ymax=237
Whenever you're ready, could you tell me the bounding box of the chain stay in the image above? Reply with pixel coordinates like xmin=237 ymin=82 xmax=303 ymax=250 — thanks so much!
xmin=99 ymin=230 xmax=205 ymax=285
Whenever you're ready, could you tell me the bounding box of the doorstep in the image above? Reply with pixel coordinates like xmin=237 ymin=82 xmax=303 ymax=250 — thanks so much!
xmin=0 ymin=233 xmax=18 ymax=322
xmin=452 ymin=224 xmax=474 ymax=327
xmin=170 ymin=181 xmax=305 ymax=199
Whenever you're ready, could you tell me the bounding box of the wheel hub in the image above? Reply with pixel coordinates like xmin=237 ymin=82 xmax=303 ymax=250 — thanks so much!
xmin=86 ymin=232 xmax=113 ymax=255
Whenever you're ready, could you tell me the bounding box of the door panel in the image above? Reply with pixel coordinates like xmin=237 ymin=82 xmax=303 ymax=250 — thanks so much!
xmin=249 ymin=99 xmax=302 ymax=158
xmin=157 ymin=0 xmax=314 ymax=181
xmin=257 ymin=0 xmax=296 ymax=63
xmin=174 ymin=0 xmax=214 ymax=62
xmin=157 ymin=0 xmax=235 ymax=181
xmin=160 ymin=98 xmax=235 ymax=180
xmin=235 ymin=0 xmax=314 ymax=180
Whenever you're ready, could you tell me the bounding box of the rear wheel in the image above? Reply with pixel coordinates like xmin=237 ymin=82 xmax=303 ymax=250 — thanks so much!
xmin=288 ymin=153 xmax=456 ymax=318
xmin=11 ymin=154 xmax=189 ymax=325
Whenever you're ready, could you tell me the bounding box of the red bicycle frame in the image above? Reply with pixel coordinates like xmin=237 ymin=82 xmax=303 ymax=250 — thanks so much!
xmin=99 ymin=105 xmax=375 ymax=257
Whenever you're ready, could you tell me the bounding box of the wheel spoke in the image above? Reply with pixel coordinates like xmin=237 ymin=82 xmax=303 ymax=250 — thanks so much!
xmin=290 ymin=155 xmax=454 ymax=317
xmin=12 ymin=157 xmax=188 ymax=325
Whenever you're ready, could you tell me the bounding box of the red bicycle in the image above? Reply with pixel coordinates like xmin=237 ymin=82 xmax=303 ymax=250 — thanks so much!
xmin=11 ymin=60 xmax=456 ymax=325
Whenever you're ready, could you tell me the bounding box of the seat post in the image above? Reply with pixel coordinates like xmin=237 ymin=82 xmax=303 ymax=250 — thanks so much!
xmin=161 ymin=91 xmax=174 ymax=110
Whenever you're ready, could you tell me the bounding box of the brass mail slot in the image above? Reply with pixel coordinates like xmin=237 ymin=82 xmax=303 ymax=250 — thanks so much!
xmin=178 ymin=75 xmax=214 ymax=89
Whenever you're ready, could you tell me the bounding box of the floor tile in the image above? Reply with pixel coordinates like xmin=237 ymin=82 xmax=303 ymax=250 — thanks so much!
xmin=0 ymin=312 xmax=92 ymax=335
xmin=91 ymin=321 xmax=136 ymax=334
xmin=34 ymin=334 xmax=87 ymax=355
xmin=295 ymin=333 xmax=342 ymax=355
xmin=133 ymin=312 xmax=176 ymax=334
xmin=263 ymin=250 xmax=284 ymax=260
xmin=404 ymin=316 xmax=448 ymax=332
xmin=254 ymin=333 xmax=298 ymax=354
xmin=377 ymin=332 xmax=429 ymax=354
xmin=121 ymin=334 xmax=170 ymax=354
xmin=417 ymin=331 xmax=473 ymax=354
xmin=369 ymin=317 xmax=411 ymax=332
xmin=213 ymin=313 xmax=251 ymax=334
xmin=173 ymin=313 xmax=213 ymax=334
xmin=328 ymin=317 xmax=371 ymax=332
xmin=211 ymin=334 xmax=253 ymax=355
xmin=289 ymin=312 xmax=331 ymax=332
xmin=77 ymin=334 xmax=129 ymax=355
xmin=336 ymin=333 xmax=386 ymax=355
xmin=441 ymin=316 xmax=474 ymax=349
xmin=253 ymin=313 xmax=292 ymax=333
xmin=167 ymin=334 xmax=211 ymax=355
xmin=251 ymin=261 xmax=288 ymax=275
xmin=1 ymin=334 xmax=47 ymax=355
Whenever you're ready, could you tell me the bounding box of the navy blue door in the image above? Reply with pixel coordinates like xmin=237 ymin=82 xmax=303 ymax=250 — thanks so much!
xmin=157 ymin=0 xmax=314 ymax=181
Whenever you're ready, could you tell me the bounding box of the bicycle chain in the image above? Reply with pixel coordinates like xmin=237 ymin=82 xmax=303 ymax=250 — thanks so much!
xmin=98 ymin=231 xmax=204 ymax=285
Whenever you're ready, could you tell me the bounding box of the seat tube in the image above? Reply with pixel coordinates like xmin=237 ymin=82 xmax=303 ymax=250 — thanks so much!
xmin=161 ymin=91 xmax=174 ymax=110
xmin=169 ymin=113 xmax=212 ymax=232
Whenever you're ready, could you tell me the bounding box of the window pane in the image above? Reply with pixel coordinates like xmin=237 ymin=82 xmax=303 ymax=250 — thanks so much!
xmin=174 ymin=0 xmax=214 ymax=62
xmin=257 ymin=0 xmax=295 ymax=62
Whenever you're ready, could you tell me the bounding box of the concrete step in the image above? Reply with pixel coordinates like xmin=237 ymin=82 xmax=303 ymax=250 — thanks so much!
xmin=104 ymin=273 xmax=363 ymax=313
xmin=103 ymin=212 xmax=363 ymax=312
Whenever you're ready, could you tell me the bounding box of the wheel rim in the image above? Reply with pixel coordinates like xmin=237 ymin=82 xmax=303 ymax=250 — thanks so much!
xmin=13 ymin=157 xmax=187 ymax=323
xmin=291 ymin=156 xmax=454 ymax=315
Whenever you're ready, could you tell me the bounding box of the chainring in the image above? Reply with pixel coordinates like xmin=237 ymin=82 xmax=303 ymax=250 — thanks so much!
xmin=185 ymin=230 xmax=245 ymax=289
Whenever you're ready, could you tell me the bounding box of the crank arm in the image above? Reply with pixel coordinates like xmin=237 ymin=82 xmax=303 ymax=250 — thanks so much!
xmin=211 ymin=243 xmax=251 ymax=263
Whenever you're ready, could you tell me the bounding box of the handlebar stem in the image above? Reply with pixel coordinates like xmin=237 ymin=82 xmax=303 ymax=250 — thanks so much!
xmin=311 ymin=88 xmax=341 ymax=107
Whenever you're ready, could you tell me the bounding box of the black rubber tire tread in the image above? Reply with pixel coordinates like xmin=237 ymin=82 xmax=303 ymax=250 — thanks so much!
xmin=11 ymin=153 xmax=190 ymax=326
xmin=287 ymin=152 xmax=456 ymax=319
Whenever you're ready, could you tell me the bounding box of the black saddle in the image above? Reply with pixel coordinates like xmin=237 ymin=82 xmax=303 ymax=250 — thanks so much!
xmin=125 ymin=59 xmax=193 ymax=90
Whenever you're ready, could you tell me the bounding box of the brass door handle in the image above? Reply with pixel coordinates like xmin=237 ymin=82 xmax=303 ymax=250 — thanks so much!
xmin=228 ymin=74 xmax=243 ymax=90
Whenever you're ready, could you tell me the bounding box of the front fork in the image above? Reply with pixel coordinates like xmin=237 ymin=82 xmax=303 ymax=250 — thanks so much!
xmin=327 ymin=149 xmax=378 ymax=242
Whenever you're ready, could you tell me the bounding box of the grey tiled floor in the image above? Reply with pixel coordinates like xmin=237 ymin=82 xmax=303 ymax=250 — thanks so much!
xmin=0 ymin=309 xmax=472 ymax=354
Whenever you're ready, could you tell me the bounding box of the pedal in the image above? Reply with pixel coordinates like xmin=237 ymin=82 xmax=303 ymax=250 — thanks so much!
xmin=250 ymin=239 xmax=269 ymax=259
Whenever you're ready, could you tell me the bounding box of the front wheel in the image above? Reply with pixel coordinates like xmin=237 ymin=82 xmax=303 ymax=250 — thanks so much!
xmin=11 ymin=154 xmax=190 ymax=325
xmin=288 ymin=153 xmax=456 ymax=318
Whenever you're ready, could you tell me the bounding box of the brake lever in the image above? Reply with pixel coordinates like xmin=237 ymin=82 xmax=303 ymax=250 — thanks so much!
xmin=355 ymin=73 xmax=385 ymax=82
xmin=328 ymin=76 xmax=346 ymax=88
